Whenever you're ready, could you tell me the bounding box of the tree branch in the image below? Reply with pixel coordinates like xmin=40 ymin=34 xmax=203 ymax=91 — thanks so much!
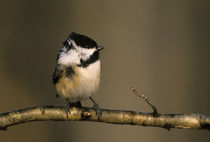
xmin=0 ymin=105 xmax=210 ymax=131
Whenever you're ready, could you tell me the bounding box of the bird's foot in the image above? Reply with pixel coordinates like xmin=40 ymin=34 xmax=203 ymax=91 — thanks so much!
xmin=64 ymin=103 xmax=70 ymax=119
xmin=93 ymin=103 xmax=102 ymax=117
xmin=64 ymin=101 xmax=82 ymax=119
xmin=89 ymin=97 xmax=102 ymax=118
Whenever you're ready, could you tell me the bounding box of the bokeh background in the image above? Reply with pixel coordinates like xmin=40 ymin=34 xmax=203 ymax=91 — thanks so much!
xmin=0 ymin=0 xmax=210 ymax=141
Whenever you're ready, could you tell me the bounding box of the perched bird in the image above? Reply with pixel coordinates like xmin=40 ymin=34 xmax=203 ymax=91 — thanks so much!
xmin=52 ymin=32 xmax=104 ymax=115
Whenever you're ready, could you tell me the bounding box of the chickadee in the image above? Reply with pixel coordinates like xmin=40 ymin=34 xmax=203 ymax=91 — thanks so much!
xmin=52 ymin=32 xmax=104 ymax=115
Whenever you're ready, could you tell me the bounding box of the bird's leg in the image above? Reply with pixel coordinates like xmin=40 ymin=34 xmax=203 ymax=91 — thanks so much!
xmin=64 ymin=100 xmax=82 ymax=119
xmin=89 ymin=97 xmax=102 ymax=117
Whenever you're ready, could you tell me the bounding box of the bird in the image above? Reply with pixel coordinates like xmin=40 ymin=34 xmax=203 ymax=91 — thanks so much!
xmin=52 ymin=32 xmax=104 ymax=116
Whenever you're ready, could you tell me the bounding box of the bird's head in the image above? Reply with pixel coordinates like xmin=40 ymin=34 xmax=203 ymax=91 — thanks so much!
xmin=57 ymin=32 xmax=104 ymax=67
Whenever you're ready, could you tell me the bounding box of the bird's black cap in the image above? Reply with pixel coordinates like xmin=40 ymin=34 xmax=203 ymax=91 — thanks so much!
xmin=69 ymin=32 xmax=97 ymax=49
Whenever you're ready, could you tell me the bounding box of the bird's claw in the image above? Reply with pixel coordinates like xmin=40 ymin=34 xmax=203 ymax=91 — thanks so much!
xmin=64 ymin=103 xmax=70 ymax=119
xmin=93 ymin=103 xmax=102 ymax=118
xmin=64 ymin=101 xmax=82 ymax=119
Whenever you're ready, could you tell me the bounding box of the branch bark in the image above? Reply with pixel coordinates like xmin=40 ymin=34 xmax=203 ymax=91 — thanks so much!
xmin=0 ymin=105 xmax=210 ymax=131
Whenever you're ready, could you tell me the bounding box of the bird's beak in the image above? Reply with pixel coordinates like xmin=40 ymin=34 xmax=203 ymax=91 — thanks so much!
xmin=97 ymin=46 xmax=104 ymax=51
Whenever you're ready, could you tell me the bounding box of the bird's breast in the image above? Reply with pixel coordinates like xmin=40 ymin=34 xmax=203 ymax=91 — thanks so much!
xmin=56 ymin=60 xmax=101 ymax=102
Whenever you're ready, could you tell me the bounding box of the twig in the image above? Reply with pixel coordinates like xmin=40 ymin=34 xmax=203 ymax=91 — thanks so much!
xmin=130 ymin=87 xmax=158 ymax=116
xmin=0 ymin=106 xmax=210 ymax=131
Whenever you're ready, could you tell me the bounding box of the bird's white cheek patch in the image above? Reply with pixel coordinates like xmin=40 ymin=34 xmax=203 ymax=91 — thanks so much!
xmin=58 ymin=49 xmax=81 ymax=65
xmin=78 ymin=46 xmax=96 ymax=61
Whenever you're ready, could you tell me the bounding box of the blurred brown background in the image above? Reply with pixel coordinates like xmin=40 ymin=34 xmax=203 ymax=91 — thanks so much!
xmin=0 ymin=0 xmax=210 ymax=141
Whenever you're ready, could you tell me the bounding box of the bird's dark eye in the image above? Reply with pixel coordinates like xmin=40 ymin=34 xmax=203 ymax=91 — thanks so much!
xmin=63 ymin=40 xmax=69 ymax=47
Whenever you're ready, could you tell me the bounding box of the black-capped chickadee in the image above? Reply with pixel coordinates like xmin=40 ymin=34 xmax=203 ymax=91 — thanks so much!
xmin=52 ymin=32 xmax=104 ymax=115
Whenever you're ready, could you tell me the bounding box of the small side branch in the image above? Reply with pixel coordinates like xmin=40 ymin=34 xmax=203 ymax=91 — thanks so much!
xmin=130 ymin=87 xmax=158 ymax=116
xmin=0 ymin=106 xmax=210 ymax=131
